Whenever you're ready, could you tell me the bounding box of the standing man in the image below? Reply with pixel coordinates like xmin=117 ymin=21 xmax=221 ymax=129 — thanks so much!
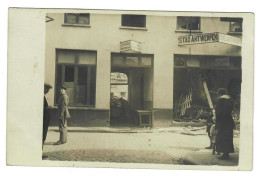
xmin=215 ymin=88 xmax=234 ymax=160
xmin=43 ymin=83 xmax=52 ymax=158
xmin=56 ymin=85 xmax=70 ymax=145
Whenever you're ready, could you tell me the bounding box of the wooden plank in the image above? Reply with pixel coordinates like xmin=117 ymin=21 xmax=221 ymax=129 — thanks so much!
xmin=203 ymin=81 xmax=213 ymax=109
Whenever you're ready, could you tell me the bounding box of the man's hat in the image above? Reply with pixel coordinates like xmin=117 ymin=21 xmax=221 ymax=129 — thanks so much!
xmin=44 ymin=83 xmax=52 ymax=89
xmin=60 ymin=85 xmax=67 ymax=90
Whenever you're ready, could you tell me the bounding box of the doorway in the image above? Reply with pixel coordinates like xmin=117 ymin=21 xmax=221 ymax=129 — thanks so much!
xmin=110 ymin=53 xmax=153 ymax=127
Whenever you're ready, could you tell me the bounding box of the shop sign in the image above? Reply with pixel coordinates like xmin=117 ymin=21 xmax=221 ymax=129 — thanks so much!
xmin=178 ymin=32 xmax=241 ymax=46
xmin=218 ymin=33 xmax=242 ymax=46
xmin=120 ymin=40 xmax=141 ymax=53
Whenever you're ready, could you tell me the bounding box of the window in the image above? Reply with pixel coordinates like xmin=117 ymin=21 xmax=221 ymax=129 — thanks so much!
xmin=56 ymin=49 xmax=96 ymax=106
xmin=111 ymin=53 xmax=153 ymax=67
xmin=64 ymin=13 xmax=90 ymax=25
xmin=121 ymin=15 xmax=146 ymax=28
xmin=177 ymin=16 xmax=200 ymax=31
xmin=174 ymin=54 xmax=241 ymax=70
xmin=65 ymin=66 xmax=74 ymax=82
xmin=230 ymin=21 xmax=242 ymax=32
xmin=220 ymin=18 xmax=243 ymax=33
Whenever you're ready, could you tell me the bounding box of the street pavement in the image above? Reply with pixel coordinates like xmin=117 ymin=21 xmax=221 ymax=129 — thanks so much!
xmin=43 ymin=126 xmax=239 ymax=166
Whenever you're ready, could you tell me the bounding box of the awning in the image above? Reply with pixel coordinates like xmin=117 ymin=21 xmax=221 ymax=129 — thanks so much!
xmin=178 ymin=32 xmax=242 ymax=47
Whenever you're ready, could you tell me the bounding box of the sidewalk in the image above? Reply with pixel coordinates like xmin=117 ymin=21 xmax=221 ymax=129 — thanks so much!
xmin=183 ymin=151 xmax=239 ymax=166
xmin=48 ymin=125 xmax=209 ymax=134
xmin=44 ymin=126 xmax=239 ymax=166
xmin=48 ymin=126 xmax=154 ymax=133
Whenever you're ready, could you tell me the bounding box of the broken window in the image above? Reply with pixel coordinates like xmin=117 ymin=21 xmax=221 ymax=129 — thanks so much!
xmin=177 ymin=16 xmax=200 ymax=31
xmin=230 ymin=21 xmax=242 ymax=32
xmin=64 ymin=13 xmax=90 ymax=25
xmin=220 ymin=17 xmax=243 ymax=32
xmin=121 ymin=15 xmax=146 ymax=28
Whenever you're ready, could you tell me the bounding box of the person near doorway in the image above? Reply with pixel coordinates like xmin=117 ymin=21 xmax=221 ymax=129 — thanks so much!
xmin=215 ymin=88 xmax=234 ymax=160
xmin=56 ymin=85 xmax=71 ymax=145
xmin=210 ymin=117 xmax=220 ymax=155
xmin=205 ymin=107 xmax=214 ymax=149
xmin=43 ymin=83 xmax=52 ymax=158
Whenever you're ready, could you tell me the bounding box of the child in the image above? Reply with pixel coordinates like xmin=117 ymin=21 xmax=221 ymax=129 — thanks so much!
xmin=210 ymin=117 xmax=220 ymax=155
xmin=205 ymin=109 xmax=214 ymax=149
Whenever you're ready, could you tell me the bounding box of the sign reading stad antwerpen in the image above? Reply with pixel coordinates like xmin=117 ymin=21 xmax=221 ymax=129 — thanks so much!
xmin=178 ymin=32 xmax=241 ymax=46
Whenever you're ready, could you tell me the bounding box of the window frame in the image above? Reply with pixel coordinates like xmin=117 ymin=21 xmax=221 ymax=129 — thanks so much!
xmin=111 ymin=53 xmax=153 ymax=68
xmin=229 ymin=21 xmax=243 ymax=33
xmin=121 ymin=14 xmax=147 ymax=29
xmin=55 ymin=49 xmax=97 ymax=107
xmin=220 ymin=17 xmax=243 ymax=34
xmin=176 ymin=16 xmax=201 ymax=32
xmin=64 ymin=13 xmax=90 ymax=26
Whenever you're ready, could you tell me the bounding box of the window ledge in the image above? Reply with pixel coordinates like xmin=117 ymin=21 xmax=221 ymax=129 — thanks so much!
xmin=62 ymin=23 xmax=91 ymax=28
xmin=120 ymin=26 xmax=148 ymax=31
xmin=175 ymin=30 xmax=202 ymax=33
xmin=227 ymin=32 xmax=242 ymax=35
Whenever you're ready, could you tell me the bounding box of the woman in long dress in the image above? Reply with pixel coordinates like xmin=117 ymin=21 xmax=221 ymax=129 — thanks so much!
xmin=215 ymin=88 xmax=234 ymax=160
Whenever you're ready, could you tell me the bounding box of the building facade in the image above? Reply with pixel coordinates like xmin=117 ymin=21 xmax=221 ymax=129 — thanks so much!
xmin=45 ymin=11 xmax=242 ymax=127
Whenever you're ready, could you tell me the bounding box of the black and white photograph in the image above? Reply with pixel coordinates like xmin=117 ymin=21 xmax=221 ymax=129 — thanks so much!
xmin=6 ymin=7 xmax=254 ymax=171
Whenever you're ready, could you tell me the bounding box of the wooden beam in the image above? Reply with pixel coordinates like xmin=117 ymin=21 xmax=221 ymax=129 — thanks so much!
xmin=203 ymin=81 xmax=213 ymax=109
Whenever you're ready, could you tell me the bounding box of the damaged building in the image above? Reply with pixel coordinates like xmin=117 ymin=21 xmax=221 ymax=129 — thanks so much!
xmin=45 ymin=11 xmax=242 ymax=128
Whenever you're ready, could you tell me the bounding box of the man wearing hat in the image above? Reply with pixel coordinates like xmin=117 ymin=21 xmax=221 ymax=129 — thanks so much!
xmin=56 ymin=85 xmax=70 ymax=145
xmin=43 ymin=83 xmax=52 ymax=158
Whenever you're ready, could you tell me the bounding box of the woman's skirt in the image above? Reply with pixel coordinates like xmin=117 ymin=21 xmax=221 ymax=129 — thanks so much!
xmin=216 ymin=128 xmax=234 ymax=153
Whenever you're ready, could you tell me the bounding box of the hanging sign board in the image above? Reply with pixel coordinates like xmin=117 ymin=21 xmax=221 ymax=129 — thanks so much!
xmin=120 ymin=40 xmax=141 ymax=53
xmin=178 ymin=32 xmax=241 ymax=46
xmin=218 ymin=33 xmax=242 ymax=46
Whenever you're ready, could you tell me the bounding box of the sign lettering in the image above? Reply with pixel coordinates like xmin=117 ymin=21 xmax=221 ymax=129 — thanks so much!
xmin=178 ymin=32 xmax=241 ymax=46
xmin=178 ymin=33 xmax=219 ymax=45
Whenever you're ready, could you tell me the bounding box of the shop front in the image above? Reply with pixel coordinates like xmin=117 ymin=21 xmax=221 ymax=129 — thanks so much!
xmin=173 ymin=52 xmax=241 ymax=121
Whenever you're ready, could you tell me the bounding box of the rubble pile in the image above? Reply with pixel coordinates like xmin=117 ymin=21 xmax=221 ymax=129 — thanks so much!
xmin=110 ymin=96 xmax=139 ymax=126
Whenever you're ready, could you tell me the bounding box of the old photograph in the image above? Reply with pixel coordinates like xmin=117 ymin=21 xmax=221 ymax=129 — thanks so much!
xmin=7 ymin=8 xmax=254 ymax=170
xmin=43 ymin=10 xmax=243 ymax=165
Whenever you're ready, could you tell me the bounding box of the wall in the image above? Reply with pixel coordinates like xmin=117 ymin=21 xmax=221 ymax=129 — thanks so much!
xmin=143 ymin=67 xmax=153 ymax=110
xmin=45 ymin=12 xmax=241 ymax=127
xmin=49 ymin=108 xmax=109 ymax=127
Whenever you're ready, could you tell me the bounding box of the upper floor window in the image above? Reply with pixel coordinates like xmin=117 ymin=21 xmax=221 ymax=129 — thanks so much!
xmin=64 ymin=13 xmax=90 ymax=25
xmin=230 ymin=21 xmax=242 ymax=32
xmin=121 ymin=15 xmax=146 ymax=28
xmin=220 ymin=17 xmax=243 ymax=33
xmin=177 ymin=16 xmax=200 ymax=31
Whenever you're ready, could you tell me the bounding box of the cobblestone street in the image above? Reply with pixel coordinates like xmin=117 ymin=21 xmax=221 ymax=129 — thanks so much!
xmin=43 ymin=126 xmax=240 ymax=165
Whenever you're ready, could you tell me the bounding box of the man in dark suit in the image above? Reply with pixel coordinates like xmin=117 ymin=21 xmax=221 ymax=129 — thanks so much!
xmin=56 ymin=85 xmax=70 ymax=145
xmin=43 ymin=83 xmax=52 ymax=158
